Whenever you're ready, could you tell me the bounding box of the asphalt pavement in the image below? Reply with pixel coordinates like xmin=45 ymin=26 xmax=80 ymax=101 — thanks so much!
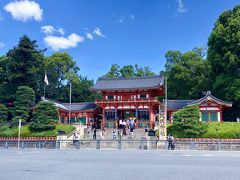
xmin=0 ymin=149 xmax=240 ymax=180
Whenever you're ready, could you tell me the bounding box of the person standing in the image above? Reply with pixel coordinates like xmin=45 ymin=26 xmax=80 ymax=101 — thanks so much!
xmin=93 ymin=128 xmax=97 ymax=140
xmin=113 ymin=129 xmax=117 ymax=140
xmin=73 ymin=132 xmax=77 ymax=144
xmin=122 ymin=120 xmax=127 ymax=136
xmin=119 ymin=119 xmax=123 ymax=129
xmin=167 ymin=134 xmax=174 ymax=150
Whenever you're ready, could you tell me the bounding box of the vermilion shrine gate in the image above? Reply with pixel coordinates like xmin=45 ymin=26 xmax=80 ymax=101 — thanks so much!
xmin=92 ymin=76 xmax=165 ymax=129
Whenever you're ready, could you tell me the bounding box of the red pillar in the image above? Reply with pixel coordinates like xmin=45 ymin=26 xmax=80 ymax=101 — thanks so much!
xmin=58 ymin=114 xmax=61 ymax=124
xmin=102 ymin=109 xmax=105 ymax=129
xmin=220 ymin=109 xmax=223 ymax=122
xmin=151 ymin=109 xmax=155 ymax=129
xmin=64 ymin=115 xmax=68 ymax=124
xmin=86 ymin=113 xmax=89 ymax=128
xmin=149 ymin=108 xmax=154 ymax=129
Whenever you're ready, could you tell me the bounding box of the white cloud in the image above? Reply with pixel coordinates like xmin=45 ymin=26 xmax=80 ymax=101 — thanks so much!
xmin=44 ymin=33 xmax=84 ymax=51
xmin=41 ymin=25 xmax=64 ymax=35
xmin=93 ymin=27 xmax=106 ymax=38
xmin=129 ymin=14 xmax=135 ymax=19
xmin=4 ymin=0 xmax=43 ymax=22
xmin=86 ymin=33 xmax=93 ymax=40
xmin=176 ymin=0 xmax=186 ymax=13
xmin=0 ymin=42 xmax=5 ymax=48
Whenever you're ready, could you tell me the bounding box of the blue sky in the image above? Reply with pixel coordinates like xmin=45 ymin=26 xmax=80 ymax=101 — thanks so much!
xmin=0 ymin=0 xmax=239 ymax=81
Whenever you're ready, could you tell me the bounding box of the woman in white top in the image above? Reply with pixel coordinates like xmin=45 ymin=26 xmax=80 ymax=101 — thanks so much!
xmin=119 ymin=119 xmax=123 ymax=129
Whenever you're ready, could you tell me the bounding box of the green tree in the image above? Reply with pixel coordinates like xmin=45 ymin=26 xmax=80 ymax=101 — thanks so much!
xmin=207 ymin=5 xmax=240 ymax=120
xmin=134 ymin=64 xmax=156 ymax=76
xmin=30 ymin=101 xmax=58 ymax=132
xmin=164 ymin=49 xmax=210 ymax=99
xmin=104 ymin=64 xmax=156 ymax=78
xmin=120 ymin=65 xmax=135 ymax=77
xmin=13 ymin=86 xmax=35 ymax=122
xmin=104 ymin=64 xmax=121 ymax=77
xmin=171 ymin=106 xmax=207 ymax=138
xmin=164 ymin=50 xmax=182 ymax=72
xmin=0 ymin=104 xmax=8 ymax=122
xmin=0 ymin=56 xmax=9 ymax=102
xmin=60 ymin=74 xmax=102 ymax=102
xmin=43 ymin=52 xmax=101 ymax=103
xmin=0 ymin=35 xmax=44 ymax=103
xmin=44 ymin=52 xmax=80 ymax=100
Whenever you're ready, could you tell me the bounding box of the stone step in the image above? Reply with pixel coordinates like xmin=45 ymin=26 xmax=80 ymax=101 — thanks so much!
xmin=83 ymin=128 xmax=148 ymax=140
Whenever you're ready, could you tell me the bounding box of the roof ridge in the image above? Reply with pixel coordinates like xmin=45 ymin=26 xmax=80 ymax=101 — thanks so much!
xmin=98 ymin=75 xmax=163 ymax=81
xmin=42 ymin=97 xmax=64 ymax=105
xmin=63 ymin=102 xmax=95 ymax=105
xmin=168 ymin=99 xmax=195 ymax=101
xmin=188 ymin=93 xmax=232 ymax=106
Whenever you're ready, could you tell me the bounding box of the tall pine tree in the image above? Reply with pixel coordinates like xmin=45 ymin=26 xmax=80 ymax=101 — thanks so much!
xmin=13 ymin=86 xmax=35 ymax=122
xmin=1 ymin=35 xmax=44 ymax=103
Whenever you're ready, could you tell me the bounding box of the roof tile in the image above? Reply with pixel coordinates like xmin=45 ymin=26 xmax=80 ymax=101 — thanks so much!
xmin=92 ymin=75 xmax=164 ymax=91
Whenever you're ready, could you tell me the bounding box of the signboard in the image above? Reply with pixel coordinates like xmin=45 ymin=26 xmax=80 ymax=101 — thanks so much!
xmin=159 ymin=114 xmax=167 ymax=140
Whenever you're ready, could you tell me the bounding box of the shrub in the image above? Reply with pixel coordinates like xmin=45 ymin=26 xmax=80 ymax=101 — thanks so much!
xmin=171 ymin=106 xmax=207 ymax=138
xmin=30 ymin=101 xmax=58 ymax=132
xmin=203 ymin=122 xmax=240 ymax=139
xmin=0 ymin=124 xmax=75 ymax=137
xmin=13 ymin=86 xmax=35 ymax=122
xmin=0 ymin=124 xmax=10 ymax=131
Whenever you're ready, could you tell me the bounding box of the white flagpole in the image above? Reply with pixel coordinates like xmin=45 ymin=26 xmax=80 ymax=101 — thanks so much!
xmin=44 ymin=70 xmax=46 ymax=99
xmin=18 ymin=119 xmax=22 ymax=149
xmin=68 ymin=82 xmax=72 ymax=124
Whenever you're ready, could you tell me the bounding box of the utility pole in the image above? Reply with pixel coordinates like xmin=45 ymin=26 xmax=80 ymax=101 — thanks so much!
xmin=69 ymin=82 xmax=72 ymax=124
xmin=164 ymin=77 xmax=167 ymax=138
xmin=18 ymin=119 xmax=22 ymax=149
xmin=203 ymin=91 xmax=209 ymax=122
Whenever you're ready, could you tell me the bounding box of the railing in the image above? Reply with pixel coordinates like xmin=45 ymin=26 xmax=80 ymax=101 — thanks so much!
xmin=0 ymin=140 xmax=56 ymax=149
xmin=1 ymin=139 xmax=240 ymax=151
xmin=0 ymin=139 xmax=158 ymax=150
xmin=173 ymin=141 xmax=240 ymax=151
xmin=96 ymin=98 xmax=159 ymax=103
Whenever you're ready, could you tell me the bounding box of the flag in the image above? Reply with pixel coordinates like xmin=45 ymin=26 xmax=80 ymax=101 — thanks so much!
xmin=44 ymin=71 xmax=49 ymax=85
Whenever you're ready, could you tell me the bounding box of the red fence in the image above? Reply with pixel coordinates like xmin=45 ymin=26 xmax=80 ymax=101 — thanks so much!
xmin=175 ymin=138 xmax=240 ymax=142
xmin=0 ymin=137 xmax=56 ymax=141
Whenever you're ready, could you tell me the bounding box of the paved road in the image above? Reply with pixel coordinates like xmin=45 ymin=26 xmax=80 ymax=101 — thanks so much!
xmin=0 ymin=149 xmax=240 ymax=180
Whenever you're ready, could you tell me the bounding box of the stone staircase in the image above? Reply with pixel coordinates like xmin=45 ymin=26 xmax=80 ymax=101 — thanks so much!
xmin=59 ymin=125 xmax=150 ymax=142
xmin=91 ymin=128 xmax=148 ymax=140
xmin=57 ymin=126 xmax=157 ymax=149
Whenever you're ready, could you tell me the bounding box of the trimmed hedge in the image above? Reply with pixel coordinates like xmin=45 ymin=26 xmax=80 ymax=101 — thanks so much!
xmin=167 ymin=122 xmax=240 ymax=139
xmin=0 ymin=124 xmax=75 ymax=137
xmin=202 ymin=122 xmax=240 ymax=139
